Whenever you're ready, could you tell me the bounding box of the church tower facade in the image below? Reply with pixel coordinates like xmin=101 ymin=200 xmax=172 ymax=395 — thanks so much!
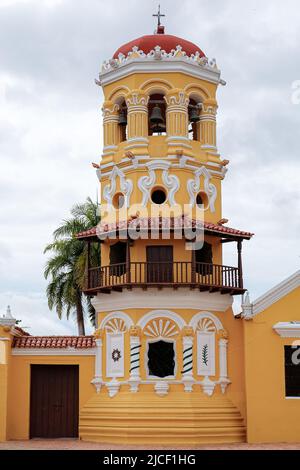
xmin=78 ymin=15 xmax=253 ymax=444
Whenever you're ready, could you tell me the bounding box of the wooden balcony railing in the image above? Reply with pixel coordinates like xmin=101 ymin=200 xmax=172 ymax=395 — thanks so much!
xmin=86 ymin=261 xmax=244 ymax=295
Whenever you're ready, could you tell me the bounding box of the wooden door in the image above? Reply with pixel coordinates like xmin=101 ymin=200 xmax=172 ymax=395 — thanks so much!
xmin=146 ymin=246 xmax=173 ymax=283
xmin=30 ymin=365 xmax=79 ymax=438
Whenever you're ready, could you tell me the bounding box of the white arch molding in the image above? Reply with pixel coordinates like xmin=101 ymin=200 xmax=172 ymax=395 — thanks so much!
xmin=137 ymin=310 xmax=186 ymax=330
xmin=189 ymin=311 xmax=223 ymax=331
xmin=99 ymin=311 xmax=134 ymax=331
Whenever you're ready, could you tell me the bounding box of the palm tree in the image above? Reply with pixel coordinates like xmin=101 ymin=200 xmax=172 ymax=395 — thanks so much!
xmin=44 ymin=197 xmax=100 ymax=335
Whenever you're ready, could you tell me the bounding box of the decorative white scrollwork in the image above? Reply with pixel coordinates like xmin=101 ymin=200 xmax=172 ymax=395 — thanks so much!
xmin=126 ymin=91 xmax=149 ymax=107
xmin=138 ymin=160 xmax=180 ymax=207
xmin=101 ymin=45 xmax=219 ymax=74
xmin=162 ymin=168 xmax=180 ymax=206
xmin=138 ymin=167 xmax=157 ymax=207
xmin=187 ymin=166 xmax=217 ymax=212
xmin=103 ymin=166 xmax=133 ymax=207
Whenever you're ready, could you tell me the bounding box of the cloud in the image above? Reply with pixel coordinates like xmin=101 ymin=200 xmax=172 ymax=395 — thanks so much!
xmin=0 ymin=0 xmax=299 ymax=333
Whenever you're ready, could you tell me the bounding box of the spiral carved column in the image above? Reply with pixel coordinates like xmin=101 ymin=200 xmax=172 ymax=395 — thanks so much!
xmin=128 ymin=326 xmax=142 ymax=392
xmin=181 ymin=326 xmax=195 ymax=392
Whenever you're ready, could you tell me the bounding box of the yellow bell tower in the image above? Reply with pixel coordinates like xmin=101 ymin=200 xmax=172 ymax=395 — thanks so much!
xmin=78 ymin=10 xmax=253 ymax=445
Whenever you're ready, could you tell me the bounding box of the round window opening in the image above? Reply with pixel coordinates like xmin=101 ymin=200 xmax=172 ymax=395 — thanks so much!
xmin=196 ymin=192 xmax=208 ymax=209
xmin=113 ymin=192 xmax=125 ymax=209
xmin=151 ymin=188 xmax=167 ymax=205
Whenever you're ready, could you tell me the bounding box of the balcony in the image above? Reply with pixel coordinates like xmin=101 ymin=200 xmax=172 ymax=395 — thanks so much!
xmin=84 ymin=261 xmax=245 ymax=296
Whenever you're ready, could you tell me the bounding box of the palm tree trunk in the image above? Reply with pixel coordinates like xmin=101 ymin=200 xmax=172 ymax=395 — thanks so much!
xmin=76 ymin=290 xmax=85 ymax=336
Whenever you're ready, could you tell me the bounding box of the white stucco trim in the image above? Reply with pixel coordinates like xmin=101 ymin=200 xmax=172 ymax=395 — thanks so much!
xmin=244 ymin=270 xmax=300 ymax=318
xmin=99 ymin=156 xmax=226 ymax=182
xmin=145 ymin=337 xmax=177 ymax=380
xmin=99 ymin=311 xmax=134 ymax=330
xmin=137 ymin=310 xmax=186 ymax=330
xmin=91 ymin=289 xmax=233 ymax=313
xmin=273 ymin=322 xmax=300 ymax=338
xmin=11 ymin=348 xmax=96 ymax=356
xmin=189 ymin=311 xmax=223 ymax=331
xmin=99 ymin=60 xmax=221 ymax=87
xmin=106 ymin=332 xmax=125 ymax=378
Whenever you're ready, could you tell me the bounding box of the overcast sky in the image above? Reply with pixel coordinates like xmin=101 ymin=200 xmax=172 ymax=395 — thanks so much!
xmin=0 ymin=0 xmax=299 ymax=335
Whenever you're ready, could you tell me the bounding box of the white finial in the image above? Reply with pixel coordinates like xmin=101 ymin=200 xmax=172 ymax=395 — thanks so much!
xmin=6 ymin=305 xmax=13 ymax=319
xmin=0 ymin=305 xmax=16 ymax=327
xmin=241 ymin=292 xmax=253 ymax=320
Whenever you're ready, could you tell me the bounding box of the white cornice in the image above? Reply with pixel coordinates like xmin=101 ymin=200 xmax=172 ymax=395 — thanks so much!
xmin=99 ymin=60 xmax=221 ymax=87
xmin=242 ymin=270 xmax=300 ymax=318
xmin=273 ymin=322 xmax=300 ymax=338
xmin=91 ymin=289 xmax=233 ymax=313
xmin=99 ymin=157 xmax=226 ymax=181
xmin=11 ymin=348 xmax=96 ymax=356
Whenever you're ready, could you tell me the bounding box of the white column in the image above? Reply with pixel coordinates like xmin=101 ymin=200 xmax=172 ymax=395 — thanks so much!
xmin=219 ymin=338 xmax=230 ymax=393
xmin=91 ymin=337 xmax=103 ymax=393
xmin=128 ymin=327 xmax=141 ymax=392
xmin=181 ymin=329 xmax=195 ymax=392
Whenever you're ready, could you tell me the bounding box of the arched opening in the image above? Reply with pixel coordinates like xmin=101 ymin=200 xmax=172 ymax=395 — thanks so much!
xmin=148 ymin=340 xmax=175 ymax=378
xmin=151 ymin=187 xmax=167 ymax=205
xmin=195 ymin=241 xmax=213 ymax=275
xmin=148 ymin=93 xmax=166 ymax=136
xmin=196 ymin=191 xmax=209 ymax=210
xmin=117 ymin=99 xmax=128 ymax=142
xmin=113 ymin=192 xmax=125 ymax=209
xmin=109 ymin=241 xmax=126 ymax=276
xmin=188 ymin=98 xmax=202 ymax=141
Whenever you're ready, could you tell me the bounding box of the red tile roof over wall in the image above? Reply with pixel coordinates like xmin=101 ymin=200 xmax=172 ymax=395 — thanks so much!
xmin=76 ymin=217 xmax=254 ymax=240
xmin=14 ymin=326 xmax=31 ymax=336
xmin=12 ymin=335 xmax=96 ymax=349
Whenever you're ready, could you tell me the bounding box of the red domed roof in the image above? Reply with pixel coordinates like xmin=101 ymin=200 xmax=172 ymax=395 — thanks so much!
xmin=113 ymin=31 xmax=205 ymax=59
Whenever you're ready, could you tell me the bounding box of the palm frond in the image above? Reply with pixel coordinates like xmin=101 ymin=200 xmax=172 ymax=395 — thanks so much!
xmin=44 ymin=197 xmax=100 ymax=334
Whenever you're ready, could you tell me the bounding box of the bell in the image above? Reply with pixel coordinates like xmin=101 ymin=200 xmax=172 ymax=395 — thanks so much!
xmin=189 ymin=106 xmax=200 ymax=123
xmin=118 ymin=109 xmax=127 ymax=126
xmin=150 ymin=104 xmax=164 ymax=124
xmin=151 ymin=122 xmax=166 ymax=133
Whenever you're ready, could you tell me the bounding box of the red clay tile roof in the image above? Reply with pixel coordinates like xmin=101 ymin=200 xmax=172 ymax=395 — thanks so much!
xmin=13 ymin=326 xmax=31 ymax=336
xmin=76 ymin=217 xmax=254 ymax=240
xmin=113 ymin=33 xmax=205 ymax=59
xmin=12 ymin=335 xmax=96 ymax=349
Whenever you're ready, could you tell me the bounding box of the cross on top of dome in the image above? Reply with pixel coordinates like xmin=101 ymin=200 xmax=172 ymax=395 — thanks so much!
xmin=152 ymin=4 xmax=166 ymax=34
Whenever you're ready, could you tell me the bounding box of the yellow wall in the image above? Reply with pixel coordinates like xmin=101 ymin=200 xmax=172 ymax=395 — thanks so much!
xmin=0 ymin=362 xmax=8 ymax=441
xmin=244 ymin=286 xmax=300 ymax=443
xmin=0 ymin=328 xmax=11 ymax=441
xmin=6 ymin=354 xmax=94 ymax=440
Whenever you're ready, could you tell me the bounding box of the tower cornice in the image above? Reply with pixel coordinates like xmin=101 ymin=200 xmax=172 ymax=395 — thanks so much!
xmin=97 ymin=47 xmax=224 ymax=87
